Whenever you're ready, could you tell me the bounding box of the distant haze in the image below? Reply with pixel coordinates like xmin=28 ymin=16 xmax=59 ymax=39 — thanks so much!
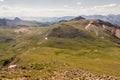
xmin=0 ymin=0 xmax=120 ymax=17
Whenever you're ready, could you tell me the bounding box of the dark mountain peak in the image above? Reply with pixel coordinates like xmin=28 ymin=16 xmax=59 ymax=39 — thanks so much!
xmin=71 ymin=16 xmax=85 ymax=21
xmin=14 ymin=17 xmax=21 ymax=22
xmin=58 ymin=20 xmax=68 ymax=23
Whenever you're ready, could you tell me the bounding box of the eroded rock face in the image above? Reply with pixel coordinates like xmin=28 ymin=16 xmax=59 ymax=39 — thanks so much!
xmin=102 ymin=24 xmax=120 ymax=39
xmin=103 ymin=25 xmax=120 ymax=39
xmin=88 ymin=19 xmax=120 ymax=39
xmin=115 ymin=28 xmax=120 ymax=39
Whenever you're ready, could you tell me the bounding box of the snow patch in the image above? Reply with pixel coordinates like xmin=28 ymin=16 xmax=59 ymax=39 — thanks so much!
xmin=45 ymin=37 xmax=48 ymax=40
xmin=8 ymin=65 xmax=17 ymax=69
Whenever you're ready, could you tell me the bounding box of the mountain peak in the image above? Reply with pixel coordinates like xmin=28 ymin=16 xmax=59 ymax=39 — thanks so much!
xmin=14 ymin=17 xmax=21 ymax=22
xmin=71 ymin=16 xmax=85 ymax=21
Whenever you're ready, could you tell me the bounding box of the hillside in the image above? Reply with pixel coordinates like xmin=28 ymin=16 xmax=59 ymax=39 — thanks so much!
xmin=47 ymin=18 xmax=120 ymax=40
xmin=0 ymin=18 xmax=120 ymax=80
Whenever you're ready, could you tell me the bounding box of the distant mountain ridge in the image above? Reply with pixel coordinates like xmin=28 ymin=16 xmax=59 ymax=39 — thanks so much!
xmin=82 ymin=14 xmax=120 ymax=26
xmin=1 ymin=14 xmax=120 ymax=27
xmin=9 ymin=14 xmax=120 ymax=26
xmin=0 ymin=17 xmax=45 ymax=27
xmin=12 ymin=16 xmax=75 ymax=22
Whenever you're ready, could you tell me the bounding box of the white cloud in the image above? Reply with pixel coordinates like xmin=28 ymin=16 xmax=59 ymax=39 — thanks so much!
xmin=0 ymin=0 xmax=4 ymax=2
xmin=63 ymin=5 xmax=69 ymax=8
xmin=76 ymin=2 xmax=81 ymax=5
xmin=93 ymin=4 xmax=117 ymax=9
xmin=0 ymin=4 xmax=120 ymax=17
xmin=80 ymin=4 xmax=120 ymax=15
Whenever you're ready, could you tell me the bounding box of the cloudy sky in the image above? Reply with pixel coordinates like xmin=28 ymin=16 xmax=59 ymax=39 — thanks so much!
xmin=0 ymin=0 xmax=120 ymax=17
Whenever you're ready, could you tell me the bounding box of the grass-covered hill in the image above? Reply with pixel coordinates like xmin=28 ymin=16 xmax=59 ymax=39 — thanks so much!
xmin=0 ymin=18 xmax=120 ymax=80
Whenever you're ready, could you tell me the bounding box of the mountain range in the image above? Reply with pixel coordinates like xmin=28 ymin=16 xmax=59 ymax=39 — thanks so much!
xmin=0 ymin=17 xmax=55 ymax=27
xmin=0 ymin=17 xmax=39 ymax=27
xmin=4 ymin=14 xmax=119 ymax=26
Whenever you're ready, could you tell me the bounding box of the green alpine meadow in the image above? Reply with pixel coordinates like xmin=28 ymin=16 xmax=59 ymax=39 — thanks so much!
xmin=0 ymin=0 xmax=120 ymax=80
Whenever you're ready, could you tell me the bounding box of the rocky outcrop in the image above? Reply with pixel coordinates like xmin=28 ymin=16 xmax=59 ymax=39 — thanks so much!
xmin=101 ymin=23 xmax=120 ymax=39
xmin=115 ymin=28 xmax=120 ymax=39
xmin=85 ymin=19 xmax=120 ymax=39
